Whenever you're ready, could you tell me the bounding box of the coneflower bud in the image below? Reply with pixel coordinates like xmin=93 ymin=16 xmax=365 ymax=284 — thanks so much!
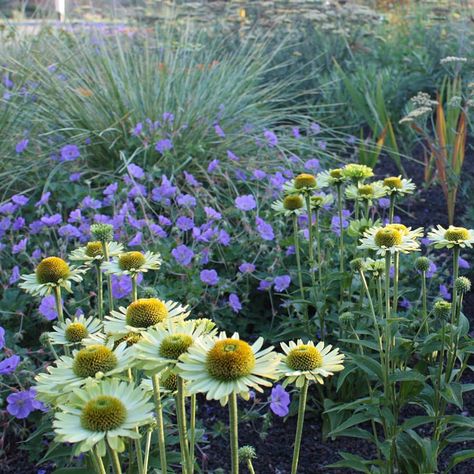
xmin=415 ymin=257 xmax=431 ymax=273
xmin=455 ymin=276 xmax=471 ymax=294
xmin=433 ymin=300 xmax=451 ymax=320
xmin=90 ymin=223 xmax=114 ymax=243
xmin=238 ymin=445 xmax=257 ymax=463
xmin=350 ymin=258 xmax=364 ymax=272
xmin=339 ymin=312 xmax=354 ymax=326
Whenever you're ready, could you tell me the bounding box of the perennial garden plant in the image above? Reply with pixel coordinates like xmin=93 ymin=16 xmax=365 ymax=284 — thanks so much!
xmin=1 ymin=6 xmax=474 ymax=474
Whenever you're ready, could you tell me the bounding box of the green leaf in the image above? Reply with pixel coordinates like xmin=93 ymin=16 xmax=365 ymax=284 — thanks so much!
xmin=351 ymin=354 xmax=383 ymax=380
xmin=445 ymin=450 xmax=474 ymax=472
xmin=52 ymin=469 xmax=92 ymax=474
xmin=328 ymin=412 xmax=373 ymax=437
xmin=389 ymin=369 xmax=425 ymax=383
xmin=441 ymin=383 xmax=463 ymax=409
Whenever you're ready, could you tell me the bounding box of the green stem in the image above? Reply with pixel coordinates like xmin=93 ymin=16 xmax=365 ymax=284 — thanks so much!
xmin=421 ymin=271 xmax=428 ymax=334
xmin=229 ymin=392 xmax=239 ymax=474
xmin=293 ymin=214 xmax=305 ymax=302
xmin=132 ymin=274 xmax=138 ymax=302
xmin=101 ymin=241 xmax=114 ymax=312
xmin=152 ymin=373 xmax=168 ymax=474
xmin=53 ymin=285 xmax=69 ymax=356
xmin=94 ymin=448 xmax=107 ymax=474
xmin=176 ymin=377 xmax=192 ymax=474
xmin=142 ymin=427 xmax=153 ymax=474
xmin=392 ymin=253 xmax=399 ymax=313
xmin=96 ymin=263 xmax=104 ymax=320
xmin=304 ymin=194 xmax=316 ymax=289
xmin=291 ymin=379 xmax=309 ymax=474
xmin=247 ymin=459 xmax=256 ymax=474
xmin=315 ymin=210 xmax=322 ymax=284
xmin=109 ymin=446 xmax=123 ymax=474
xmin=189 ymin=393 xmax=197 ymax=471
xmin=389 ymin=194 xmax=396 ymax=224
xmin=336 ymin=184 xmax=345 ymax=276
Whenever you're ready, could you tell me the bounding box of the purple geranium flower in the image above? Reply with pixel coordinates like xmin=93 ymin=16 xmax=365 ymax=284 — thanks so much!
xmin=12 ymin=238 xmax=27 ymax=254
xmin=111 ymin=274 xmax=143 ymax=299
xmin=0 ymin=355 xmax=21 ymax=375
xmin=128 ymin=232 xmax=143 ymax=246
xmin=204 ymin=206 xmax=222 ymax=220
xmin=38 ymin=295 xmax=59 ymax=321
xmin=127 ymin=163 xmax=145 ymax=179
xmin=15 ymin=139 xmax=29 ymax=154
xmin=330 ymin=210 xmax=350 ymax=236
xmin=235 ymin=195 xmax=256 ymax=211
xmin=172 ymin=244 xmax=194 ymax=266
xmin=0 ymin=326 xmax=5 ymax=349
xmin=176 ymin=216 xmax=195 ymax=232
xmin=263 ymin=129 xmax=278 ymax=147
xmin=239 ymin=262 xmax=255 ymax=274
xmin=270 ymin=385 xmax=290 ymax=417
xmin=258 ymin=280 xmax=272 ymax=291
xmin=155 ymin=138 xmax=173 ymax=154
xmin=60 ymin=144 xmax=80 ymax=162
xmin=229 ymin=293 xmax=242 ymax=313
xmin=200 ymin=269 xmax=219 ymax=286
xmin=9 ymin=266 xmax=21 ymax=285
xmin=459 ymin=257 xmax=470 ymax=269
xmin=214 ymin=124 xmax=225 ymax=138
xmin=274 ymin=275 xmax=291 ymax=292
xmin=439 ymin=284 xmax=451 ymax=301
xmin=256 ymin=217 xmax=274 ymax=241
xmin=207 ymin=159 xmax=220 ymax=173
xmin=6 ymin=388 xmax=46 ymax=419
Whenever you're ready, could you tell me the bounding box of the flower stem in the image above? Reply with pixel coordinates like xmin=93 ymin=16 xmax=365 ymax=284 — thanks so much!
xmin=291 ymin=379 xmax=309 ymax=474
xmin=315 ymin=210 xmax=322 ymax=284
xmin=152 ymin=373 xmax=168 ymax=474
xmin=292 ymin=214 xmax=305 ymax=302
xmin=53 ymin=285 xmax=69 ymax=356
xmin=229 ymin=392 xmax=239 ymax=474
xmin=389 ymin=194 xmax=396 ymax=224
xmin=247 ymin=459 xmax=256 ymax=474
xmin=132 ymin=274 xmax=138 ymax=302
xmin=189 ymin=393 xmax=197 ymax=470
xmin=421 ymin=270 xmax=428 ymax=334
xmin=101 ymin=241 xmax=114 ymax=312
xmin=94 ymin=448 xmax=107 ymax=474
xmin=336 ymin=184 xmax=345 ymax=277
xmin=96 ymin=263 xmax=104 ymax=320
xmin=109 ymin=446 xmax=123 ymax=474
xmin=176 ymin=376 xmax=192 ymax=474
xmin=304 ymin=194 xmax=316 ymax=289
xmin=142 ymin=427 xmax=153 ymax=474
xmin=392 ymin=253 xmax=399 ymax=313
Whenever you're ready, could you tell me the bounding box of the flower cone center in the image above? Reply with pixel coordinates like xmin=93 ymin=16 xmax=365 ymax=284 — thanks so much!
xmin=126 ymin=298 xmax=168 ymax=328
xmin=159 ymin=334 xmax=194 ymax=359
xmin=294 ymin=173 xmax=317 ymax=189
xmin=118 ymin=252 xmax=146 ymax=271
xmin=374 ymin=228 xmax=402 ymax=248
xmin=85 ymin=241 xmax=103 ymax=258
xmin=445 ymin=227 xmax=469 ymax=242
xmin=81 ymin=395 xmax=126 ymax=432
xmin=206 ymin=338 xmax=255 ymax=381
xmin=283 ymin=195 xmax=304 ymax=210
xmin=287 ymin=345 xmax=322 ymax=371
xmin=384 ymin=177 xmax=403 ymax=189
xmin=65 ymin=322 xmax=89 ymax=343
xmin=36 ymin=257 xmax=70 ymax=284
xmin=73 ymin=345 xmax=118 ymax=378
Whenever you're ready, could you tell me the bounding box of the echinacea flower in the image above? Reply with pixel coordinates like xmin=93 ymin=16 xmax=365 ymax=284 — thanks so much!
xmin=341 ymin=163 xmax=374 ymax=182
xmin=278 ymin=340 xmax=344 ymax=387
xmin=134 ymin=320 xmax=209 ymax=372
xmin=310 ymin=193 xmax=333 ymax=211
xmin=19 ymin=256 xmax=84 ymax=296
xmin=102 ymin=251 xmax=161 ymax=277
xmin=177 ymin=332 xmax=279 ymax=405
xmin=345 ymin=181 xmax=387 ymax=203
xmin=283 ymin=173 xmax=318 ymax=195
xmin=104 ymin=298 xmax=190 ymax=336
xmin=49 ymin=315 xmax=103 ymax=346
xmin=271 ymin=195 xmax=305 ymax=217
xmin=53 ymin=378 xmax=153 ymax=456
xmin=383 ymin=176 xmax=416 ymax=196
xmin=70 ymin=241 xmax=124 ymax=265
xmin=358 ymin=224 xmax=422 ymax=256
xmin=428 ymin=225 xmax=474 ymax=249
xmin=317 ymin=168 xmax=346 ymax=187
xmin=35 ymin=342 xmax=133 ymax=402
